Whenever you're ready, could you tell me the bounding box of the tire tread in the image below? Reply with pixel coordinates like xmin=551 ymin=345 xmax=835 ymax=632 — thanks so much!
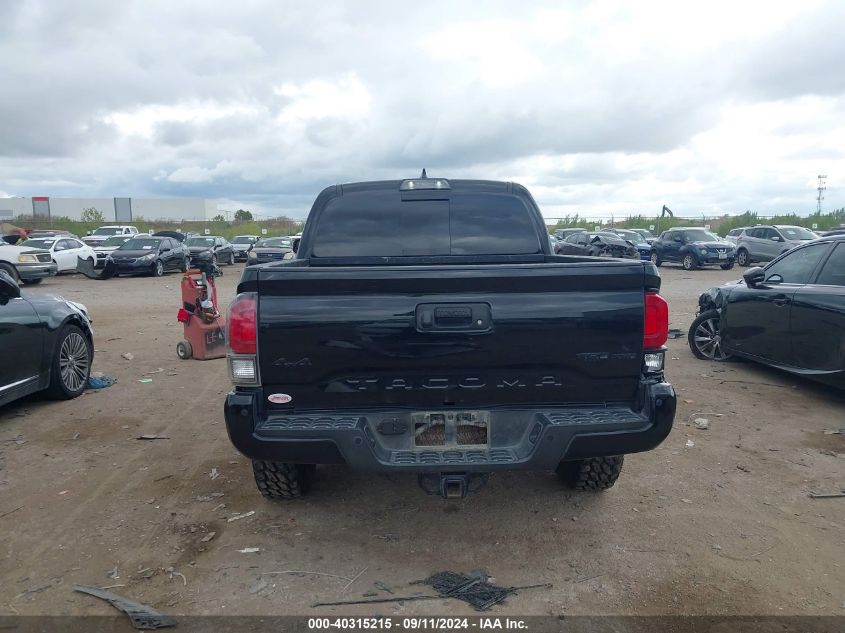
xmin=557 ymin=455 xmax=623 ymax=491
xmin=252 ymin=460 xmax=315 ymax=499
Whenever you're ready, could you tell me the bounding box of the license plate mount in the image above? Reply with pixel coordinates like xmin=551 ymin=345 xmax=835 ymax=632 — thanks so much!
xmin=412 ymin=411 xmax=490 ymax=448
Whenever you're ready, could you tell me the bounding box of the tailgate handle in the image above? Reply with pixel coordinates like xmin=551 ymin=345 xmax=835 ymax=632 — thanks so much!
xmin=435 ymin=306 xmax=472 ymax=325
xmin=416 ymin=303 xmax=491 ymax=332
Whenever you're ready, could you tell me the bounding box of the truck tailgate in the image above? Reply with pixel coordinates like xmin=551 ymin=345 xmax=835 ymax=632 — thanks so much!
xmin=255 ymin=261 xmax=649 ymax=410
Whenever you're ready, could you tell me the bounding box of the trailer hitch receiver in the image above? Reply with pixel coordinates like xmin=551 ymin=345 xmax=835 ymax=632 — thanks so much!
xmin=418 ymin=473 xmax=489 ymax=499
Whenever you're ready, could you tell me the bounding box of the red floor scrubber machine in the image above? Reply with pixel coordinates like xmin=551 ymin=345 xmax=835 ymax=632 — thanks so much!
xmin=175 ymin=254 xmax=226 ymax=360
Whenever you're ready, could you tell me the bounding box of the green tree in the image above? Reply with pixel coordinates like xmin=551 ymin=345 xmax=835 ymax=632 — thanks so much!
xmin=80 ymin=207 xmax=105 ymax=224
xmin=212 ymin=214 xmax=226 ymax=223
xmin=234 ymin=208 xmax=253 ymax=223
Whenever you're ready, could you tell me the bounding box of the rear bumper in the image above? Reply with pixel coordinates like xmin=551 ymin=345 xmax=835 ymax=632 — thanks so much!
xmin=16 ymin=262 xmax=58 ymax=280
xmin=224 ymin=379 xmax=676 ymax=472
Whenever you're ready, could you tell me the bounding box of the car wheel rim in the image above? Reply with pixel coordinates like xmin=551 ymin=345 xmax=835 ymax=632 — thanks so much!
xmin=684 ymin=256 xmax=693 ymax=269
xmin=651 ymin=253 xmax=658 ymax=263
xmin=738 ymin=252 xmax=746 ymax=265
xmin=60 ymin=332 xmax=89 ymax=392
xmin=694 ymin=318 xmax=728 ymax=360
xmin=156 ymin=262 xmax=163 ymax=275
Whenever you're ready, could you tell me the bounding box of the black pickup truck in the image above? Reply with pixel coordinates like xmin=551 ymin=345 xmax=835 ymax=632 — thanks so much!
xmin=224 ymin=177 xmax=676 ymax=499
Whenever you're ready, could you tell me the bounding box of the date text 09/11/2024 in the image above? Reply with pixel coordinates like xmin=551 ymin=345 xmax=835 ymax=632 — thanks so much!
xmin=307 ymin=617 xmax=528 ymax=630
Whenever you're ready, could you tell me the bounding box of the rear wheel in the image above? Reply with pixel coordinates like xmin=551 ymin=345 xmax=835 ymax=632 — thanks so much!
xmin=47 ymin=325 xmax=92 ymax=399
xmin=688 ymin=309 xmax=733 ymax=361
xmin=650 ymin=252 xmax=661 ymax=267
xmin=557 ymin=456 xmax=624 ymax=491
xmin=252 ymin=460 xmax=315 ymax=499
xmin=682 ymin=253 xmax=698 ymax=270
xmin=736 ymin=249 xmax=750 ymax=266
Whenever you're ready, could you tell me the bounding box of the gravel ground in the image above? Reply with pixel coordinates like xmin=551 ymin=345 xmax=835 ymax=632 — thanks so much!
xmin=1 ymin=263 xmax=843 ymax=617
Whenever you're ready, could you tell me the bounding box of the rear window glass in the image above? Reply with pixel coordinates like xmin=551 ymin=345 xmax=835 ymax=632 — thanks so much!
xmin=311 ymin=190 xmax=540 ymax=257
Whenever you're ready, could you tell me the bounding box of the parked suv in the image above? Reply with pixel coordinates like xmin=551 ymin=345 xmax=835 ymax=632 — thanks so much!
xmin=650 ymin=227 xmax=735 ymax=270
xmin=724 ymin=227 xmax=750 ymax=245
xmin=735 ymin=225 xmax=818 ymax=266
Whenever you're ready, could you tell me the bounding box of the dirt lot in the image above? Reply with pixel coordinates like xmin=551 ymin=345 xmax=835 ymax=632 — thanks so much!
xmin=1 ymin=264 xmax=843 ymax=617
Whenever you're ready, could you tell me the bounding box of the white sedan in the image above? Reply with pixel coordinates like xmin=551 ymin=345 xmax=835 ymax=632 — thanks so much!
xmin=21 ymin=237 xmax=97 ymax=273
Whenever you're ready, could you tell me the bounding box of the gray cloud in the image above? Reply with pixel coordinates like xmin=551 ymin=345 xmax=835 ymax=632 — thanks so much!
xmin=1 ymin=0 xmax=844 ymax=217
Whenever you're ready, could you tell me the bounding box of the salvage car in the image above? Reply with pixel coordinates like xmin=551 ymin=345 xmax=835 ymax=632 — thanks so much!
xmin=607 ymin=229 xmax=652 ymax=260
xmin=650 ymin=227 xmax=736 ymax=270
xmin=557 ymin=231 xmax=639 ymax=259
xmin=735 ymin=224 xmax=818 ymax=266
xmin=689 ymin=235 xmax=845 ymax=389
xmin=246 ymin=237 xmax=293 ymax=266
xmin=108 ymin=236 xmax=188 ymax=277
xmin=22 ymin=237 xmax=96 ymax=273
xmin=224 ymin=176 xmax=676 ymax=500
xmin=0 ymin=270 xmax=93 ymax=406
xmin=0 ymin=240 xmax=57 ymax=285
xmin=231 ymin=235 xmax=260 ymax=261
xmin=186 ymin=236 xmax=235 ymax=266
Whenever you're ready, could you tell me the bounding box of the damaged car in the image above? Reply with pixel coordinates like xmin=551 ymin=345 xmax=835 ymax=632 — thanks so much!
xmin=0 ymin=269 xmax=94 ymax=406
xmin=557 ymin=231 xmax=639 ymax=259
xmin=688 ymin=234 xmax=845 ymax=389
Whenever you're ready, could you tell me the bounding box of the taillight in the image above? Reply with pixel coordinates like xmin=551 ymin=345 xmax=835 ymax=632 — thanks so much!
xmin=643 ymin=292 xmax=668 ymax=349
xmin=227 ymin=292 xmax=257 ymax=354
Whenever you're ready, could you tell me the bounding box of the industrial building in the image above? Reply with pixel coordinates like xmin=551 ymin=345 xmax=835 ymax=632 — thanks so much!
xmin=0 ymin=197 xmax=221 ymax=222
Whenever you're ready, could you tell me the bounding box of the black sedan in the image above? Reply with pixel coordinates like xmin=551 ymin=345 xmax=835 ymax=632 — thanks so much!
xmin=688 ymin=234 xmax=845 ymax=389
xmin=246 ymin=237 xmax=293 ymax=266
xmin=186 ymin=236 xmax=235 ymax=266
xmin=0 ymin=270 xmax=94 ymax=406
xmin=108 ymin=236 xmax=189 ymax=277
xmin=557 ymin=231 xmax=639 ymax=259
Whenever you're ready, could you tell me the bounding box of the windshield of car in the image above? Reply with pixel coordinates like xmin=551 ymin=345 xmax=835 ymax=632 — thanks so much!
xmin=683 ymin=230 xmax=720 ymax=242
xmin=102 ymin=236 xmax=132 ymax=247
xmin=634 ymin=229 xmax=653 ymax=238
xmin=255 ymin=238 xmax=291 ymax=248
xmin=187 ymin=237 xmax=215 ymax=247
xmin=22 ymin=238 xmax=55 ymax=249
xmin=778 ymin=226 xmax=816 ymax=240
xmin=232 ymin=236 xmax=255 ymax=244
xmin=93 ymin=227 xmax=124 ymax=236
xmin=120 ymin=238 xmax=161 ymax=250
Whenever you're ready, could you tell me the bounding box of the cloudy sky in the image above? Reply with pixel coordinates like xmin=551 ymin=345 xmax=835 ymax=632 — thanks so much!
xmin=2 ymin=0 xmax=844 ymax=220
